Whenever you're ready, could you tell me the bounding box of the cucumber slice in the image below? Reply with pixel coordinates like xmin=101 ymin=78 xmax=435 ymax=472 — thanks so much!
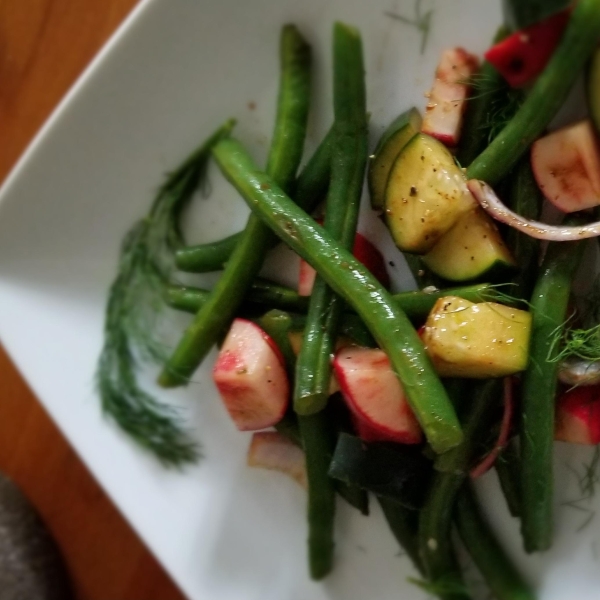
xmin=368 ymin=108 xmax=422 ymax=210
xmin=588 ymin=47 xmax=600 ymax=133
xmin=422 ymin=208 xmax=516 ymax=282
xmin=384 ymin=133 xmax=475 ymax=254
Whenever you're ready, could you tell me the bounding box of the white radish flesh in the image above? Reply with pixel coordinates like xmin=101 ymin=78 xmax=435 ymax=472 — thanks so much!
xmin=531 ymin=120 xmax=600 ymax=213
xmin=421 ymin=48 xmax=479 ymax=147
xmin=213 ymin=319 xmax=289 ymax=431
xmin=333 ymin=347 xmax=422 ymax=444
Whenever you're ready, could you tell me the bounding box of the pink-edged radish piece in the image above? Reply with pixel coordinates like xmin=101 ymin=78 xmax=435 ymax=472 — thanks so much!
xmin=298 ymin=232 xmax=389 ymax=296
xmin=468 ymin=179 xmax=600 ymax=241
xmin=333 ymin=347 xmax=422 ymax=444
xmin=555 ymin=385 xmax=600 ymax=445
xmin=213 ymin=318 xmax=289 ymax=431
xmin=247 ymin=431 xmax=307 ymax=488
xmin=531 ymin=120 xmax=600 ymax=213
xmin=485 ymin=9 xmax=570 ymax=88
xmin=421 ymin=48 xmax=479 ymax=147
xmin=471 ymin=377 xmax=514 ymax=479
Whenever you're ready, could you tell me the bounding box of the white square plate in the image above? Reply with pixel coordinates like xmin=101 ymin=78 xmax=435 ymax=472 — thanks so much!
xmin=0 ymin=0 xmax=599 ymax=598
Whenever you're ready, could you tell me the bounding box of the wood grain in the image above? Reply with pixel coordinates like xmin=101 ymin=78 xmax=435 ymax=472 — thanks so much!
xmin=0 ymin=1 xmax=187 ymax=599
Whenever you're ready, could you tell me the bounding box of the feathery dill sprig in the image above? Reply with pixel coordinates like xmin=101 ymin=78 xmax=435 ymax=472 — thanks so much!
xmin=547 ymin=316 xmax=600 ymax=364
xmin=385 ymin=0 xmax=434 ymax=54
xmin=96 ymin=119 xmax=235 ymax=468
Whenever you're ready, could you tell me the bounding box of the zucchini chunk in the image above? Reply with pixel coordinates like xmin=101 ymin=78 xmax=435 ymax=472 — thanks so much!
xmin=422 ymin=296 xmax=531 ymax=378
xmin=368 ymin=108 xmax=422 ymax=210
xmin=422 ymin=208 xmax=516 ymax=282
xmin=384 ymin=133 xmax=475 ymax=253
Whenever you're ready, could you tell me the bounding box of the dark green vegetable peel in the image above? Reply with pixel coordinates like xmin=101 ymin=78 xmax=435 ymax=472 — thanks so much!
xmin=521 ymin=236 xmax=585 ymax=553
xmin=212 ymin=137 xmax=463 ymax=454
xmin=159 ymin=24 xmax=312 ymax=387
xmin=467 ymin=0 xmax=600 ymax=184
xmin=96 ymin=119 xmax=235 ymax=467
xmin=294 ymin=22 xmax=368 ymax=416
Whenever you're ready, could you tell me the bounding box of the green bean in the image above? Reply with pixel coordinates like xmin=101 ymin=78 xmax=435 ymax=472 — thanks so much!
xmin=164 ymin=281 xmax=309 ymax=315
xmin=495 ymin=438 xmax=522 ymax=518
xmin=456 ymin=26 xmax=509 ymax=167
xmin=455 ymin=484 xmax=535 ymax=600
xmin=419 ymin=473 xmax=469 ymax=600
xmin=378 ymin=497 xmax=423 ymax=575
xmin=520 ymin=236 xmax=585 ymax=552
xmin=166 ymin=281 xmax=499 ymax=323
xmin=212 ymin=138 xmax=462 ymax=454
xmin=419 ymin=380 xmax=502 ymax=598
xmin=294 ymin=22 xmax=367 ymax=416
xmin=466 ymin=0 xmax=600 ymax=185
xmin=159 ymin=25 xmax=311 ymax=387
xmin=506 ymin=158 xmax=544 ymax=301
xmin=299 ymin=413 xmax=336 ymax=579
xmin=174 ymin=126 xmax=334 ymax=273
xmin=175 ymin=233 xmax=240 ymax=273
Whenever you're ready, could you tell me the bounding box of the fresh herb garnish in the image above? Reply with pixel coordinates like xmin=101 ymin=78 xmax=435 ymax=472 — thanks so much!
xmin=385 ymin=0 xmax=434 ymax=55
xmin=96 ymin=119 xmax=235 ymax=468
xmin=547 ymin=318 xmax=600 ymax=364
xmin=563 ymin=447 xmax=600 ymax=532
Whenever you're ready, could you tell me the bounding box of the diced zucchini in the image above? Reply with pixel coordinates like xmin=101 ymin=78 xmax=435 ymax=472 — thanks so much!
xmin=422 ymin=208 xmax=516 ymax=282
xmin=384 ymin=133 xmax=475 ymax=254
xmin=422 ymin=296 xmax=531 ymax=378
xmin=368 ymin=108 xmax=422 ymax=210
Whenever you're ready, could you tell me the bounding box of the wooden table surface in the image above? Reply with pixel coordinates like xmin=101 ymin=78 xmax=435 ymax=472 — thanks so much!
xmin=0 ymin=1 xmax=187 ymax=598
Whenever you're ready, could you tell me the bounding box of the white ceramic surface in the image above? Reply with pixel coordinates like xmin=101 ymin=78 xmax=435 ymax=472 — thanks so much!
xmin=0 ymin=1 xmax=599 ymax=598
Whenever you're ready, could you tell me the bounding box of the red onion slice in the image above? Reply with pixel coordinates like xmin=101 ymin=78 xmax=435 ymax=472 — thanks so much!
xmin=470 ymin=377 xmax=514 ymax=480
xmin=467 ymin=179 xmax=600 ymax=241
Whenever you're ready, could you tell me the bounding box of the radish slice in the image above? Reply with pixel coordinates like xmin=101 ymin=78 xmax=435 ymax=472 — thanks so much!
xmin=531 ymin=121 xmax=600 ymax=213
xmin=468 ymin=179 xmax=600 ymax=241
xmin=213 ymin=319 xmax=289 ymax=431
xmin=421 ymin=48 xmax=479 ymax=147
xmin=247 ymin=431 xmax=307 ymax=488
xmin=333 ymin=347 xmax=422 ymax=444
xmin=556 ymin=385 xmax=600 ymax=445
xmin=470 ymin=377 xmax=514 ymax=479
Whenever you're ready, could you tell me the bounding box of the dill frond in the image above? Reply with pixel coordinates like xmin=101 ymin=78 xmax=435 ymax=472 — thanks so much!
xmin=385 ymin=0 xmax=434 ymax=54
xmin=96 ymin=119 xmax=235 ymax=467
xmin=547 ymin=317 xmax=600 ymax=364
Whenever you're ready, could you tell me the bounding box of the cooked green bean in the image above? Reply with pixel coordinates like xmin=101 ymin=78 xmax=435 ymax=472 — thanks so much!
xmin=520 ymin=236 xmax=585 ymax=552
xmin=299 ymin=413 xmax=337 ymax=579
xmin=506 ymin=158 xmax=544 ymax=301
xmin=467 ymin=0 xmax=600 ymax=184
xmin=174 ymin=126 xmax=334 ymax=273
xmin=166 ymin=281 xmax=504 ymax=326
xmin=455 ymin=484 xmax=535 ymax=600
xmin=495 ymin=438 xmax=522 ymax=519
xmin=174 ymin=233 xmax=240 ymax=273
xmin=294 ymin=22 xmax=367 ymax=416
xmin=420 ymin=379 xmax=502 ymax=598
xmin=378 ymin=497 xmax=423 ymax=575
xmin=159 ymin=25 xmax=311 ymax=387
xmin=212 ymin=138 xmax=463 ymax=454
